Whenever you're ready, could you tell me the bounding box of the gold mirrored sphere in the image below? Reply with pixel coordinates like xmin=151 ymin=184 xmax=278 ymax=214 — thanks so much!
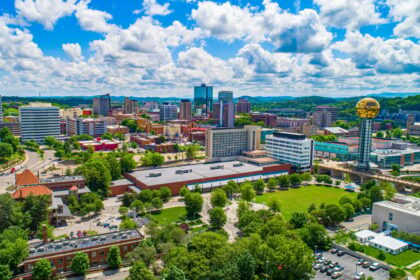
xmin=356 ymin=98 xmax=380 ymax=118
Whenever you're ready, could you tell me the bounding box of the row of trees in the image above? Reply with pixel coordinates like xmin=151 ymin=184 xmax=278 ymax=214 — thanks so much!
xmin=0 ymin=127 xmax=22 ymax=162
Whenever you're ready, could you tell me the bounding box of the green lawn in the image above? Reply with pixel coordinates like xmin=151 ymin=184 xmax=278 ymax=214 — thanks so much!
xmin=254 ymin=185 xmax=357 ymax=220
xmin=151 ymin=206 xmax=186 ymax=224
xmin=363 ymin=246 xmax=420 ymax=267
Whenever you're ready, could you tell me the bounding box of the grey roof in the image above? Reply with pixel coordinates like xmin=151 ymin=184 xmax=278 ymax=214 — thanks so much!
xmin=129 ymin=185 xmax=141 ymax=193
xmin=111 ymin=179 xmax=132 ymax=186
xmin=41 ymin=176 xmax=84 ymax=183
xmin=28 ymin=230 xmax=141 ymax=259
xmin=127 ymin=161 xmax=264 ymax=186
xmin=52 ymin=187 xmax=90 ymax=197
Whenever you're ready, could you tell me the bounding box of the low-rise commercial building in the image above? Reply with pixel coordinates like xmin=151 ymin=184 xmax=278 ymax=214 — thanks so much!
xmin=106 ymin=125 xmax=129 ymax=134
xmin=372 ymin=196 xmax=420 ymax=234
xmin=125 ymin=160 xmax=290 ymax=195
xmin=23 ymin=230 xmax=142 ymax=274
xmin=79 ymin=139 xmax=120 ymax=151
xmin=251 ymin=113 xmax=277 ymax=127
xmin=355 ymin=230 xmax=409 ymax=255
xmin=66 ymin=118 xmax=107 ymax=137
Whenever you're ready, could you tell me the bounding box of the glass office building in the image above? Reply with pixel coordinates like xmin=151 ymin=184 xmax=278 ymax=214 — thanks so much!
xmin=194 ymin=84 xmax=213 ymax=115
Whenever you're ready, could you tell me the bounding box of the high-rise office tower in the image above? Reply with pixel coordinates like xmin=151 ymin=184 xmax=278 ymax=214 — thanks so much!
xmin=218 ymin=91 xmax=233 ymax=103
xmin=159 ymin=102 xmax=178 ymax=122
xmin=312 ymin=110 xmax=332 ymax=128
xmin=0 ymin=95 xmax=2 ymax=123
xmin=194 ymin=84 xmax=213 ymax=115
xmin=123 ymin=97 xmax=139 ymax=114
xmin=179 ymin=99 xmax=192 ymax=120
xmin=213 ymin=101 xmax=235 ymax=128
xmin=20 ymin=103 xmax=60 ymax=144
xmin=93 ymin=94 xmax=111 ymax=116
xmin=236 ymin=98 xmax=251 ymax=114
xmin=356 ymin=98 xmax=380 ymax=170
xmin=316 ymin=105 xmax=338 ymax=122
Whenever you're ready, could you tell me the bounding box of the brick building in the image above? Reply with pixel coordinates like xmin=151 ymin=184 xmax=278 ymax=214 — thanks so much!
xmin=250 ymin=113 xmax=277 ymax=127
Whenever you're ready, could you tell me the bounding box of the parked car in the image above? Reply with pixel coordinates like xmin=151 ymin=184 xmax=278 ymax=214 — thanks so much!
xmin=353 ymin=272 xmax=366 ymax=280
xmin=331 ymin=271 xmax=343 ymax=279
xmin=329 ymin=262 xmax=338 ymax=268
xmin=356 ymin=259 xmax=364 ymax=266
xmin=334 ymin=265 xmax=344 ymax=272
xmin=320 ymin=266 xmax=329 ymax=273
xmin=326 ymin=268 xmax=335 ymax=276
xmin=369 ymin=263 xmax=380 ymax=271
xmin=323 ymin=260 xmax=331 ymax=265
xmin=316 ymin=253 xmax=323 ymax=259
xmin=331 ymin=248 xmax=338 ymax=254
xmin=313 ymin=263 xmax=323 ymax=270
xmin=337 ymin=250 xmax=345 ymax=256
xmin=362 ymin=261 xmax=371 ymax=268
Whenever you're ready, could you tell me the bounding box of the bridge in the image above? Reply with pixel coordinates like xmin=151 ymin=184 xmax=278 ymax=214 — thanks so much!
xmin=318 ymin=162 xmax=420 ymax=193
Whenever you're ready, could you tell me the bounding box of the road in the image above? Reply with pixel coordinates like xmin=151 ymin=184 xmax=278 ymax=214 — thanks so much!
xmin=0 ymin=149 xmax=56 ymax=193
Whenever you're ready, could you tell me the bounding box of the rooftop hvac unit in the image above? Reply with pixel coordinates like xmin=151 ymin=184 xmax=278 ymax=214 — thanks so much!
xmin=233 ymin=163 xmax=244 ymax=167
xmin=210 ymin=165 xmax=224 ymax=170
xmin=149 ymin=172 xmax=162 ymax=177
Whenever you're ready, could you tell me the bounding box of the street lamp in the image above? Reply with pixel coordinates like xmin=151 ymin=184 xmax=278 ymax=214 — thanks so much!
xmin=265 ymin=260 xmax=269 ymax=280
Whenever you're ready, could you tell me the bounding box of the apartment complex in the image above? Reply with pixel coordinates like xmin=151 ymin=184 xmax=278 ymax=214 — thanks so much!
xmin=316 ymin=105 xmax=338 ymax=122
xmin=205 ymin=125 xmax=261 ymax=162
xmin=251 ymin=113 xmax=277 ymax=127
xmin=179 ymin=99 xmax=192 ymax=120
xmin=19 ymin=103 xmax=60 ymax=144
xmin=66 ymin=118 xmax=106 ymax=137
xmin=159 ymin=102 xmax=178 ymax=122
xmin=218 ymin=91 xmax=233 ymax=103
xmin=372 ymin=196 xmax=420 ymax=234
xmin=265 ymin=131 xmax=314 ymax=171
xmin=123 ymin=97 xmax=139 ymax=114
xmin=235 ymin=98 xmax=251 ymax=114
xmin=93 ymin=94 xmax=111 ymax=116
xmin=312 ymin=109 xmax=332 ymax=128
xmin=194 ymin=84 xmax=213 ymax=115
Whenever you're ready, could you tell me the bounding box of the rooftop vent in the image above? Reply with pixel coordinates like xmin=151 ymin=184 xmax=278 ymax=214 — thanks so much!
xmin=210 ymin=165 xmax=224 ymax=170
xmin=175 ymin=169 xmax=190 ymax=174
xmin=233 ymin=163 xmax=244 ymax=167
xmin=149 ymin=172 xmax=162 ymax=177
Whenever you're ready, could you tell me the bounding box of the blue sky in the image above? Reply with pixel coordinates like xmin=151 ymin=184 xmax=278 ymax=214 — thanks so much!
xmin=0 ymin=0 xmax=418 ymax=97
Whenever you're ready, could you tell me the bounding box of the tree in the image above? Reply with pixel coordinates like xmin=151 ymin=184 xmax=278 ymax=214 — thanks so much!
xmin=0 ymin=127 xmax=12 ymax=141
xmin=185 ymin=144 xmax=199 ymax=160
xmin=71 ymin=252 xmax=89 ymax=275
xmin=379 ymin=181 xmax=396 ymax=200
xmin=0 ymin=265 xmax=12 ymax=280
xmin=267 ymin=178 xmax=278 ymax=191
xmin=339 ymin=195 xmax=353 ymax=205
xmin=151 ymin=197 xmax=163 ymax=212
xmin=324 ymin=204 xmax=346 ymax=225
xmin=159 ymin=187 xmax=172 ymax=202
xmin=163 ymin=265 xmax=187 ymax=280
xmin=130 ymin=200 xmax=144 ymax=214
xmin=277 ymin=175 xmax=290 ymax=188
xmin=76 ymin=159 xmax=111 ymax=196
xmin=128 ymin=261 xmax=156 ymax=280
xmin=299 ymin=223 xmax=332 ymax=250
xmin=210 ymin=188 xmax=228 ymax=208
xmin=223 ymin=180 xmax=238 ymax=199
xmin=22 ymin=194 xmax=51 ymax=232
xmin=179 ymin=186 xmax=189 ymax=198
xmin=369 ymin=186 xmax=384 ymax=203
xmin=236 ymin=252 xmax=256 ymax=280
xmin=32 ymin=259 xmax=52 ymax=280
xmin=184 ymin=192 xmax=203 ymax=219
xmin=415 ymin=270 xmax=420 ymax=280
xmin=307 ymin=203 xmax=316 ymax=213
xmin=240 ymin=182 xmax=255 ymax=202
xmin=301 ymin=172 xmax=312 ymax=182
xmin=107 ymin=245 xmax=122 ymax=269
xmin=121 ymin=119 xmax=139 ymax=133
xmin=289 ymin=173 xmax=302 ymax=186
xmin=120 ymin=153 xmax=137 ymax=173
xmin=389 ymin=268 xmax=406 ymax=280
xmin=289 ymin=212 xmax=308 ymax=228
xmin=209 ymin=207 xmax=227 ymax=229
xmin=102 ymin=132 xmax=113 ymax=140
xmin=267 ymin=199 xmax=281 ymax=213
xmin=139 ymin=189 xmax=154 ymax=203
xmin=377 ymin=251 xmax=386 ymax=261
xmin=344 ymin=173 xmax=352 ymax=183
xmin=119 ymin=206 xmax=129 ymax=217
xmin=376 ymin=131 xmax=384 ymax=138
xmin=252 ymin=179 xmax=265 ymax=193
xmin=0 ymin=143 xmax=13 ymax=161
xmin=105 ymin=154 xmax=122 ymax=180
xmin=341 ymin=203 xmax=355 ymax=220
xmin=141 ymin=151 xmax=164 ymax=167
xmin=120 ymin=217 xmax=137 ymax=230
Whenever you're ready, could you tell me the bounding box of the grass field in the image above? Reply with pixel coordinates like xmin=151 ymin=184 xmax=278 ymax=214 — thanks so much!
xmin=254 ymin=185 xmax=357 ymax=220
xmin=363 ymin=246 xmax=420 ymax=267
xmin=151 ymin=206 xmax=186 ymax=224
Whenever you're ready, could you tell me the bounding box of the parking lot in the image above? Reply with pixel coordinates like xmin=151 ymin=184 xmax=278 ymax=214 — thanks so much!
xmin=314 ymin=250 xmax=389 ymax=280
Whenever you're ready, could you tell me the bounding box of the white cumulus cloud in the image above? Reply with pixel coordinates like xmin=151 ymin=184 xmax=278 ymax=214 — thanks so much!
xmin=386 ymin=0 xmax=420 ymax=38
xmin=62 ymin=43 xmax=83 ymax=61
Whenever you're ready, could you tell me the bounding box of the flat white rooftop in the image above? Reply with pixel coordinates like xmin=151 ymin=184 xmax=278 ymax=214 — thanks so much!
xmin=128 ymin=161 xmax=265 ymax=186
xmin=374 ymin=197 xmax=420 ymax=217
xmin=369 ymin=235 xmax=408 ymax=250
xmin=355 ymin=229 xmax=377 ymax=239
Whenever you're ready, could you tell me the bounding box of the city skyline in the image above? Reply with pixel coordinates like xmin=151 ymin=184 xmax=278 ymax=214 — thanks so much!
xmin=0 ymin=0 xmax=419 ymax=97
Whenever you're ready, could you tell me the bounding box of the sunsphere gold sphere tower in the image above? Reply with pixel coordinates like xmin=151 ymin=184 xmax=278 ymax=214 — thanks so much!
xmin=355 ymin=98 xmax=380 ymax=170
